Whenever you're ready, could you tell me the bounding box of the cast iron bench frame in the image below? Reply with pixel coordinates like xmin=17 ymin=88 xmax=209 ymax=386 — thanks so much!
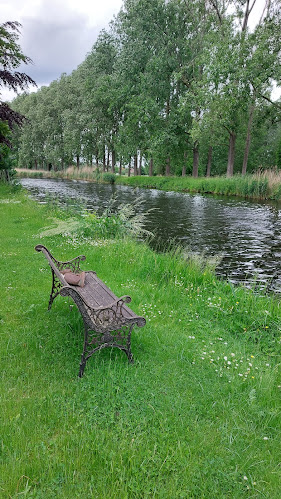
xmin=35 ymin=244 xmax=145 ymax=377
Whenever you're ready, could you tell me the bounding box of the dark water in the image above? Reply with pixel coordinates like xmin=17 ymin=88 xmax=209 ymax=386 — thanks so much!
xmin=19 ymin=177 xmax=281 ymax=291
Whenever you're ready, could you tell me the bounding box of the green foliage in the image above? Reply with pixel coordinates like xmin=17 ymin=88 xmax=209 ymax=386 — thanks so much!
xmin=36 ymin=193 xmax=153 ymax=241
xmin=0 ymin=21 xmax=33 ymax=71
xmin=0 ymin=21 xmax=36 ymax=177
xmin=116 ymin=173 xmax=273 ymax=200
xmin=80 ymin=197 xmax=153 ymax=240
xmin=0 ymin=122 xmax=16 ymax=181
xmin=10 ymin=1 xmax=281 ymax=176
xmin=276 ymin=136 xmax=281 ymax=168
xmin=102 ymin=172 xmax=116 ymax=184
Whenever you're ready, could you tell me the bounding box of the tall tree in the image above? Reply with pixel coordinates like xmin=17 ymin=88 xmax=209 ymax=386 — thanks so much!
xmin=9 ymin=1 xmax=281 ymax=177
xmin=0 ymin=22 xmax=36 ymax=143
xmin=203 ymin=0 xmax=281 ymax=176
xmin=0 ymin=21 xmax=36 ymax=178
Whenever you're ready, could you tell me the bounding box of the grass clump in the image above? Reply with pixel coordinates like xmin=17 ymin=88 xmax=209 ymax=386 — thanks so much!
xmin=1 ymin=184 xmax=281 ymax=497
xmin=37 ymin=196 xmax=153 ymax=242
xmin=102 ymin=172 xmax=116 ymax=184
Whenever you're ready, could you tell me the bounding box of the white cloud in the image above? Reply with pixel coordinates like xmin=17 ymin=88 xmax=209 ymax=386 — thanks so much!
xmin=0 ymin=0 xmax=123 ymax=27
xmin=0 ymin=0 xmax=123 ymax=101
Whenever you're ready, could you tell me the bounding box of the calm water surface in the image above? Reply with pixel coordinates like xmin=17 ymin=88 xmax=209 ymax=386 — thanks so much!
xmin=20 ymin=177 xmax=281 ymax=291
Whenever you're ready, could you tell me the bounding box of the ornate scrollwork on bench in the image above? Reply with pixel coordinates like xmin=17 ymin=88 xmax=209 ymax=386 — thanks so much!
xmin=35 ymin=244 xmax=146 ymax=377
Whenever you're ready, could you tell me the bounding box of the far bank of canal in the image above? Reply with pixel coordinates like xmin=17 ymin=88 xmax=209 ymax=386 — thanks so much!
xmin=19 ymin=177 xmax=281 ymax=292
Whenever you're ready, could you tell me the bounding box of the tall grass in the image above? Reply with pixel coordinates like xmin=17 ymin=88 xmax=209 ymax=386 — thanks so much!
xmin=1 ymin=184 xmax=281 ymax=497
xmin=253 ymin=168 xmax=281 ymax=199
xmin=116 ymin=174 xmax=274 ymax=200
xmin=16 ymin=166 xmax=114 ymax=183
xmin=16 ymin=168 xmax=281 ymax=201
xmin=38 ymin=195 xmax=153 ymax=241
xmin=64 ymin=165 xmax=96 ymax=180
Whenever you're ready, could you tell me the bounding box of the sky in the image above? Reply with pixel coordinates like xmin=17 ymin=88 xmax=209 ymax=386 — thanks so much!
xmin=0 ymin=0 xmax=123 ymax=101
xmin=0 ymin=0 xmax=280 ymax=102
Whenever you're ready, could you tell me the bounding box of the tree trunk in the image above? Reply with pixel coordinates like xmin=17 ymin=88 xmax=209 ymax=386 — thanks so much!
xmin=134 ymin=154 xmax=138 ymax=176
xmin=182 ymin=150 xmax=187 ymax=176
xmin=106 ymin=150 xmax=109 ymax=172
xmin=76 ymin=155 xmax=80 ymax=168
xmin=149 ymin=157 xmax=153 ymax=176
xmin=242 ymin=105 xmax=255 ymax=175
xmin=165 ymin=156 xmax=171 ymax=176
xmin=192 ymin=141 xmax=199 ymax=177
xmin=206 ymin=146 xmax=212 ymax=177
xmin=103 ymin=149 xmax=106 ymax=172
xmin=3 ymin=169 xmax=10 ymax=182
xmin=138 ymin=153 xmax=142 ymax=175
xmin=111 ymin=149 xmax=116 ymax=174
xmin=95 ymin=148 xmax=99 ymax=170
xmin=128 ymin=157 xmax=131 ymax=177
xmin=119 ymin=157 xmax=122 ymax=176
xmin=227 ymin=132 xmax=236 ymax=177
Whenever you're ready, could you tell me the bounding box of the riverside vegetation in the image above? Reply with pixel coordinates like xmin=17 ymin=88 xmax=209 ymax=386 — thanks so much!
xmin=16 ymin=167 xmax=281 ymax=201
xmin=1 ymin=183 xmax=281 ymax=497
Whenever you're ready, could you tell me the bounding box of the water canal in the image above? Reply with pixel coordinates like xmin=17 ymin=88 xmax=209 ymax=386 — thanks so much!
xmin=20 ymin=177 xmax=281 ymax=292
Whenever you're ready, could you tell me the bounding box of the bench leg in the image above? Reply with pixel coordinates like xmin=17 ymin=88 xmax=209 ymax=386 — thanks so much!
xmin=78 ymin=323 xmax=136 ymax=376
xmin=48 ymin=270 xmax=62 ymax=310
xmin=79 ymin=356 xmax=87 ymax=378
xmin=125 ymin=348 xmax=134 ymax=363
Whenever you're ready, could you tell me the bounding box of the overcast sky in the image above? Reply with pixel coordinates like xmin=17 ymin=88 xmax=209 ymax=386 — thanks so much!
xmin=1 ymin=0 xmax=280 ymax=102
xmin=1 ymin=0 xmax=123 ymax=101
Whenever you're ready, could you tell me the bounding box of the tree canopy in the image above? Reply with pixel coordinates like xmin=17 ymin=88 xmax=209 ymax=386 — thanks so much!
xmin=10 ymin=1 xmax=281 ymax=176
xmin=0 ymin=21 xmax=37 ymax=180
xmin=0 ymin=21 xmax=36 ymax=139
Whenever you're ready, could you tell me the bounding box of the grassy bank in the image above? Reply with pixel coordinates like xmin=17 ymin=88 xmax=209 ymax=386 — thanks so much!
xmin=1 ymin=184 xmax=281 ymax=497
xmin=16 ymin=167 xmax=116 ymax=184
xmin=116 ymin=171 xmax=281 ymax=201
xmin=16 ymin=167 xmax=281 ymax=201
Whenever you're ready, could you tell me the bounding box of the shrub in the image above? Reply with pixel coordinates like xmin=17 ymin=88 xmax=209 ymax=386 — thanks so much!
xmin=102 ymin=173 xmax=116 ymax=184
xmin=80 ymin=197 xmax=153 ymax=240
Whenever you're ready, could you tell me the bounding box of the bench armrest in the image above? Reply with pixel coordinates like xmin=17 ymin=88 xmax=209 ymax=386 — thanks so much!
xmin=60 ymin=287 xmax=146 ymax=330
xmin=35 ymin=244 xmax=86 ymax=272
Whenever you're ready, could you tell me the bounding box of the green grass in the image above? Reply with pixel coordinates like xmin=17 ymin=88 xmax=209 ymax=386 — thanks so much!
xmin=1 ymin=183 xmax=281 ymax=497
xmin=116 ymin=175 xmax=273 ymax=201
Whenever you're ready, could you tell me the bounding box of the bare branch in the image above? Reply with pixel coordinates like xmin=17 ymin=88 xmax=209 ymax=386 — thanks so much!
xmin=259 ymin=92 xmax=281 ymax=109
xmin=259 ymin=0 xmax=271 ymax=25
xmin=208 ymin=0 xmax=223 ymax=26
xmin=249 ymin=0 xmax=257 ymax=15
xmin=242 ymin=0 xmax=258 ymax=32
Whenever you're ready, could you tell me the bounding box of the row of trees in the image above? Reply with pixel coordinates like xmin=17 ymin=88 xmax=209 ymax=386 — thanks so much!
xmin=11 ymin=0 xmax=281 ymax=176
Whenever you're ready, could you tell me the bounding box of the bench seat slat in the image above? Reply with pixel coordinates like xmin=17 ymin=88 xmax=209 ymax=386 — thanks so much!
xmin=71 ymin=273 xmax=137 ymax=319
xmin=65 ymin=278 xmax=137 ymax=321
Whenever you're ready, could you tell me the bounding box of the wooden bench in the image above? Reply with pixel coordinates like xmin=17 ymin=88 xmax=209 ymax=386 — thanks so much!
xmin=35 ymin=244 xmax=146 ymax=377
